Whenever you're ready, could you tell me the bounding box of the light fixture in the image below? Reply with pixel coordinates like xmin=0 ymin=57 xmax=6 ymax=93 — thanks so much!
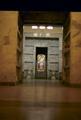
xmin=39 ymin=26 xmax=45 ymax=29
xmin=32 ymin=26 xmax=38 ymax=29
xmin=47 ymin=26 xmax=53 ymax=29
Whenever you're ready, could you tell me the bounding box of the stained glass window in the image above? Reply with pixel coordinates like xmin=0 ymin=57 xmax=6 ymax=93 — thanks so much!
xmin=37 ymin=54 xmax=45 ymax=72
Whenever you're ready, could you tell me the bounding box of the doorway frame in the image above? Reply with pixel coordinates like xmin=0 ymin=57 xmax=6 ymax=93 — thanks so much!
xmin=35 ymin=47 xmax=48 ymax=79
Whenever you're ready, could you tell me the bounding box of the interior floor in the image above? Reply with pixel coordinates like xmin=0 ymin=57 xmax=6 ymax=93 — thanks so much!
xmin=0 ymin=82 xmax=81 ymax=120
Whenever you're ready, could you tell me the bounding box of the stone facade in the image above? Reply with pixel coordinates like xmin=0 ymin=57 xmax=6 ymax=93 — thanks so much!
xmin=23 ymin=26 xmax=63 ymax=81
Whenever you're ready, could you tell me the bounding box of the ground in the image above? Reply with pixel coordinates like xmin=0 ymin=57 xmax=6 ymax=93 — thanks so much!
xmin=0 ymin=82 xmax=81 ymax=120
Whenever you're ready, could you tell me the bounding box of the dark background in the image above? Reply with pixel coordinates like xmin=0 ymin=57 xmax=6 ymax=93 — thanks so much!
xmin=0 ymin=0 xmax=81 ymax=11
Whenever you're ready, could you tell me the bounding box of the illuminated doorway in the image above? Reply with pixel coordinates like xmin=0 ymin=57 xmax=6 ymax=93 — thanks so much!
xmin=35 ymin=47 xmax=47 ymax=79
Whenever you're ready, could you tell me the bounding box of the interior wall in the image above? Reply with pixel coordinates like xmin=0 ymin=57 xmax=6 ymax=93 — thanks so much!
xmin=70 ymin=12 xmax=81 ymax=84
xmin=0 ymin=11 xmax=18 ymax=83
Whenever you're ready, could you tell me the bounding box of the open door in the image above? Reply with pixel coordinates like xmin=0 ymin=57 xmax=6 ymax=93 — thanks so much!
xmin=35 ymin=47 xmax=47 ymax=79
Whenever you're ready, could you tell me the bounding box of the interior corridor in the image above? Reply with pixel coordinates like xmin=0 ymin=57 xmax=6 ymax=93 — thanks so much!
xmin=0 ymin=11 xmax=81 ymax=120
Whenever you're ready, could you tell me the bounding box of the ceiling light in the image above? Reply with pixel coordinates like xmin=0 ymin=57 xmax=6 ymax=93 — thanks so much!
xmin=39 ymin=26 xmax=45 ymax=29
xmin=47 ymin=26 xmax=53 ymax=29
xmin=32 ymin=26 xmax=38 ymax=29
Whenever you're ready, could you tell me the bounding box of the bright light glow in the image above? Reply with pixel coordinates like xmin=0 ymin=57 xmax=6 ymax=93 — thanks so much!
xmin=47 ymin=26 xmax=53 ymax=29
xmin=32 ymin=26 xmax=38 ymax=29
xmin=46 ymin=33 xmax=50 ymax=37
xmin=39 ymin=26 xmax=45 ymax=29
xmin=62 ymin=27 xmax=63 ymax=30
xmin=39 ymin=33 xmax=42 ymax=36
xmin=33 ymin=33 xmax=38 ymax=37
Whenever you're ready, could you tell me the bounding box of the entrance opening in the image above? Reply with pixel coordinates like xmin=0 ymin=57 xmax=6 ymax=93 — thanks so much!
xmin=35 ymin=47 xmax=47 ymax=79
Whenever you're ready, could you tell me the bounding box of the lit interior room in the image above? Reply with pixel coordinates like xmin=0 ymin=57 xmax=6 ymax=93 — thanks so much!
xmin=0 ymin=11 xmax=81 ymax=120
